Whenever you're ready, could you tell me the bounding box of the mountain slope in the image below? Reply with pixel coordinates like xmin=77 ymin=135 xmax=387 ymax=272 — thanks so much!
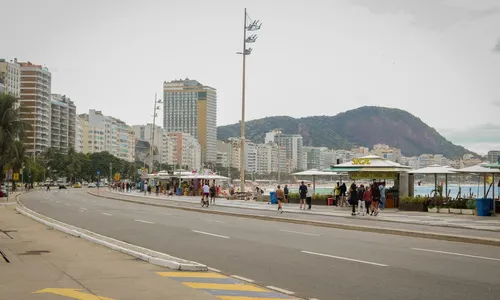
xmin=217 ymin=106 xmax=473 ymax=158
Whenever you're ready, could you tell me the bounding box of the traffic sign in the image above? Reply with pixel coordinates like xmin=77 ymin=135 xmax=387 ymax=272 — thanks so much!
xmin=13 ymin=173 xmax=19 ymax=181
xmin=97 ymin=170 xmax=100 ymax=175
xmin=114 ymin=173 xmax=120 ymax=181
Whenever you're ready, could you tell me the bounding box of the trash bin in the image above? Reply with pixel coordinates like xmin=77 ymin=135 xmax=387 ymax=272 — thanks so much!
xmin=476 ymin=198 xmax=493 ymax=216
xmin=328 ymin=198 xmax=334 ymax=206
xmin=269 ymin=191 xmax=277 ymax=204
xmin=176 ymin=188 xmax=182 ymax=196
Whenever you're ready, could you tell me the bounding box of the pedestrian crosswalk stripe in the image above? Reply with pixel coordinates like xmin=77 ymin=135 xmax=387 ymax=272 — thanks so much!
xmin=158 ymin=272 xmax=227 ymax=278
xmin=156 ymin=272 xmax=295 ymax=299
xmin=183 ymin=282 xmax=267 ymax=292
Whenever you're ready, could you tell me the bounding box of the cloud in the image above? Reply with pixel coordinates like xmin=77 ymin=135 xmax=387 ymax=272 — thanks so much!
xmin=440 ymin=123 xmax=500 ymax=154
xmin=492 ymin=100 xmax=500 ymax=107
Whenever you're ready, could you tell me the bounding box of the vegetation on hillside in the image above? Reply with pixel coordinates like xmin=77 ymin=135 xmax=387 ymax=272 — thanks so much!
xmin=217 ymin=106 xmax=474 ymax=158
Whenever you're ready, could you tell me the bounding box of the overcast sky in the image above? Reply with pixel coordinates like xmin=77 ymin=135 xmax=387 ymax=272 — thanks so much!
xmin=2 ymin=0 xmax=500 ymax=155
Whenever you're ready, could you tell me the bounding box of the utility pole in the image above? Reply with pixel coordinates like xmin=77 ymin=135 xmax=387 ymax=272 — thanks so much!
xmin=149 ymin=94 xmax=162 ymax=174
xmin=109 ymin=162 xmax=112 ymax=184
xmin=237 ymin=8 xmax=261 ymax=193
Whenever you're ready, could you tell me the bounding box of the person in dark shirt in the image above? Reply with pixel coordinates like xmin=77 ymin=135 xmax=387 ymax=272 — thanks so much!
xmin=349 ymin=183 xmax=357 ymax=216
xmin=299 ymin=181 xmax=308 ymax=210
xmin=283 ymin=185 xmax=289 ymax=203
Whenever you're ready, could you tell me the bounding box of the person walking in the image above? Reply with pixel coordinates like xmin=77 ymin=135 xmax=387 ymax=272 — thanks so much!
xmin=357 ymin=184 xmax=366 ymax=216
xmin=284 ymin=184 xmax=289 ymax=203
xmin=340 ymin=183 xmax=347 ymax=207
xmin=379 ymin=182 xmax=387 ymax=211
xmin=349 ymin=183 xmax=357 ymax=216
xmin=299 ymin=181 xmax=308 ymax=210
xmin=334 ymin=182 xmax=341 ymax=206
xmin=276 ymin=185 xmax=285 ymax=213
xmin=306 ymin=183 xmax=313 ymax=210
xmin=202 ymin=182 xmax=210 ymax=206
xmin=371 ymin=183 xmax=380 ymax=216
xmin=363 ymin=184 xmax=372 ymax=215
xmin=210 ymin=184 xmax=216 ymax=205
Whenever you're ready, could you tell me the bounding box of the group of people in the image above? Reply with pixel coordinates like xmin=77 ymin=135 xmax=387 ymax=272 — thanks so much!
xmin=201 ymin=181 xmax=217 ymax=206
xmin=345 ymin=182 xmax=387 ymax=216
xmin=274 ymin=181 xmax=313 ymax=213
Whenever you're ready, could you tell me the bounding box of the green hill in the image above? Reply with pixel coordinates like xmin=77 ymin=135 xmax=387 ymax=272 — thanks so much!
xmin=217 ymin=106 xmax=474 ymax=158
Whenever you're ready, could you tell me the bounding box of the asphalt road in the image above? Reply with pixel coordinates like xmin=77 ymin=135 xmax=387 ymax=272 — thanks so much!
xmin=21 ymin=189 xmax=500 ymax=300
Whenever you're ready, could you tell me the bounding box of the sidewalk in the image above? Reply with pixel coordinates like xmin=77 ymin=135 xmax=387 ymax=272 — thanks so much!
xmin=0 ymin=204 xmax=219 ymax=300
xmin=112 ymin=190 xmax=500 ymax=232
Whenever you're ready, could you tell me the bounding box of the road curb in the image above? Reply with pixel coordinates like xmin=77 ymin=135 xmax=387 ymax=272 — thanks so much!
xmin=15 ymin=195 xmax=208 ymax=271
xmin=88 ymin=191 xmax=500 ymax=247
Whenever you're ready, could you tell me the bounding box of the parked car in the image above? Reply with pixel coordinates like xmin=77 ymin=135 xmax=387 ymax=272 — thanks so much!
xmin=73 ymin=182 xmax=82 ymax=188
xmin=59 ymin=185 xmax=67 ymax=189
xmin=87 ymin=183 xmax=97 ymax=188
xmin=1 ymin=186 xmax=8 ymax=197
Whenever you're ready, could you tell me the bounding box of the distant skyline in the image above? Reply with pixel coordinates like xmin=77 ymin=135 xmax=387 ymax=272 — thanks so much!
xmin=2 ymin=0 xmax=499 ymax=155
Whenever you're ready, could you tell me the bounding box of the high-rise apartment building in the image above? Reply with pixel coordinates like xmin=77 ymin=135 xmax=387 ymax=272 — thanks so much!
xmin=267 ymin=130 xmax=305 ymax=172
xmin=50 ymin=94 xmax=76 ymax=152
xmin=163 ymin=78 xmax=217 ymax=164
xmin=19 ymin=61 xmax=52 ymax=156
xmin=79 ymin=110 xmax=135 ymax=162
xmin=167 ymin=132 xmax=201 ymax=170
xmin=132 ymin=124 xmax=169 ymax=165
xmin=487 ymin=150 xmax=500 ymax=163
xmin=75 ymin=116 xmax=83 ymax=153
xmin=0 ymin=59 xmax=21 ymax=100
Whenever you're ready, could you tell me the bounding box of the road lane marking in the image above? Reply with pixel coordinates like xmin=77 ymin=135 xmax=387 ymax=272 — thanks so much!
xmin=79 ymin=207 xmax=87 ymax=211
xmin=56 ymin=201 xmax=60 ymax=203
xmin=102 ymin=213 xmax=113 ymax=216
xmin=158 ymin=272 xmax=227 ymax=278
xmin=231 ymin=275 xmax=255 ymax=283
xmin=192 ymin=230 xmax=230 ymax=239
xmin=208 ymin=267 xmax=222 ymax=273
xmin=203 ymin=219 xmax=227 ymax=224
xmin=266 ymin=286 xmax=295 ymax=295
xmin=280 ymin=229 xmax=320 ymax=236
xmin=301 ymin=251 xmax=389 ymax=267
xmin=183 ymin=282 xmax=267 ymax=291
xmin=64 ymin=204 xmax=71 ymax=207
xmin=412 ymin=248 xmax=500 ymax=262
xmin=33 ymin=288 xmax=115 ymax=299
xmin=135 ymin=219 xmax=155 ymax=224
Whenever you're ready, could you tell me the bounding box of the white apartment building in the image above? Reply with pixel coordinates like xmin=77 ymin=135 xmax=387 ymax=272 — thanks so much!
xmin=75 ymin=115 xmax=83 ymax=153
xmin=487 ymin=150 xmax=500 ymax=163
xmin=50 ymin=94 xmax=76 ymax=152
xmin=132 ymin=124 xmax=168 ymax=165
xmin=216 ymin=140 xmax=232 ymax=168
xmin=255 ymin=143 xmax=287 ymax=174
xmin=167 ymin=132 xmax=201 ymax=170
xmin=19 ymin=61 xmax=52 ymax=156
xmin=163 ymin=78 xmax=217 ymax=164
xmin=79 ymin=109 xmax=136 ymax=162
xmin=266 ymin=130 xmax=306 ymax=171
xmin=227 ymin=138 xmax=258 ymax=173
xmin=0 ymin=58 xmax=21 ymax=101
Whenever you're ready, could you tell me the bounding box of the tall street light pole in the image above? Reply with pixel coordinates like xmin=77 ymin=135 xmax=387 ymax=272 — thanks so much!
xmin=149 ymin=93 xmax=162 ymax=174
xmin=238 ymin=8 xmax=261 ymax=193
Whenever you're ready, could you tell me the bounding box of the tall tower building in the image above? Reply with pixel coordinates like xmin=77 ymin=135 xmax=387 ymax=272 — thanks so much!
xmin=19 ymin=61 xmax=52 ymax=156
xmin=163 ymin=78 xmax=217 ymax=165
xmin=50 ymin=94 xmax=76 ymax=152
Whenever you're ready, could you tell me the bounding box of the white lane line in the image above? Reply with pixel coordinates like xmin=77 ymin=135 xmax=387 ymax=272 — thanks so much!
xmin=135 ymin=219 xmax=155 ymax=224
xmin=280 ymin=229 xmax=320 ymax=236
xmin=203 ymin=219 xmax=227 ymax=224
xmin=192 ymin=230 xmax=230 ymax=239
xmin=159 ymin=212 xmax=173 ymax=216
xmin=79 ymin=207 xmax=87 ymax=211
xmin=412 ymin=248 xmax=500 ymax=262
xmin=102 ymin=213 xmax=113 ymax=216
xmin=301 ymin=251 xmax=389 ymax=267
xmin=64 ymin=204 xmax=71 ymax=207
xmin=208 ymin=267 xmax=222 ymax=273
xmin=266 ymin=286 xmax=295 ymax=295
xmin=56 ymin=201 xmax=60 ymax=203
xmin=231 ymin=275 xmax=255 ymax=283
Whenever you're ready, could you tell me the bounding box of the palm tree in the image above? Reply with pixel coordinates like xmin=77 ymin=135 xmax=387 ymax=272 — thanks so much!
xmin=64 ymin=148 xmax=82 ymax=184
xmin=4 ymin=140 xmax=26 ymax=190
xmin=0 ymin=93 xmax=29 ymax=186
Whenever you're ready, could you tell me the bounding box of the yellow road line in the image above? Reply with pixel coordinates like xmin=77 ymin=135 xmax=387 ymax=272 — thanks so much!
xmin=183 ymin=282 xmax=268 ymax=292
xmin=218 ymin=297 xmax=290 ymax=300
xmin=157 ymin=272 xmax=227 ymax=278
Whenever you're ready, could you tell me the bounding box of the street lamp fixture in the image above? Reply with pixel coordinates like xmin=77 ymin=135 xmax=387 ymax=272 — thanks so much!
xmin=238 ymin=8 xmax=262 ymax=193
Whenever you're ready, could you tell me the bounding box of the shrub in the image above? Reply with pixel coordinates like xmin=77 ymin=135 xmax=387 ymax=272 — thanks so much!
xmin=400 ymin=196 xmax=428 ymax=204
xmin=287 ymin=193 xmax=300 ymax=202
xmin=466 ymin=199 xmax=476 ymax=209
xmin=312 ymin=194 xmax=331 ymax=201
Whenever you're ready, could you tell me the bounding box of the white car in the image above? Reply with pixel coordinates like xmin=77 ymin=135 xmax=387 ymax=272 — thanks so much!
xmin=87 ymin=183 xmax=97 ymax=188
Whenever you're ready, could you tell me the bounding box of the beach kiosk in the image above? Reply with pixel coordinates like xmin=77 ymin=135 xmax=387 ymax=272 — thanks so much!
xmin=328 ymin=155 xmax=411 ymax=208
